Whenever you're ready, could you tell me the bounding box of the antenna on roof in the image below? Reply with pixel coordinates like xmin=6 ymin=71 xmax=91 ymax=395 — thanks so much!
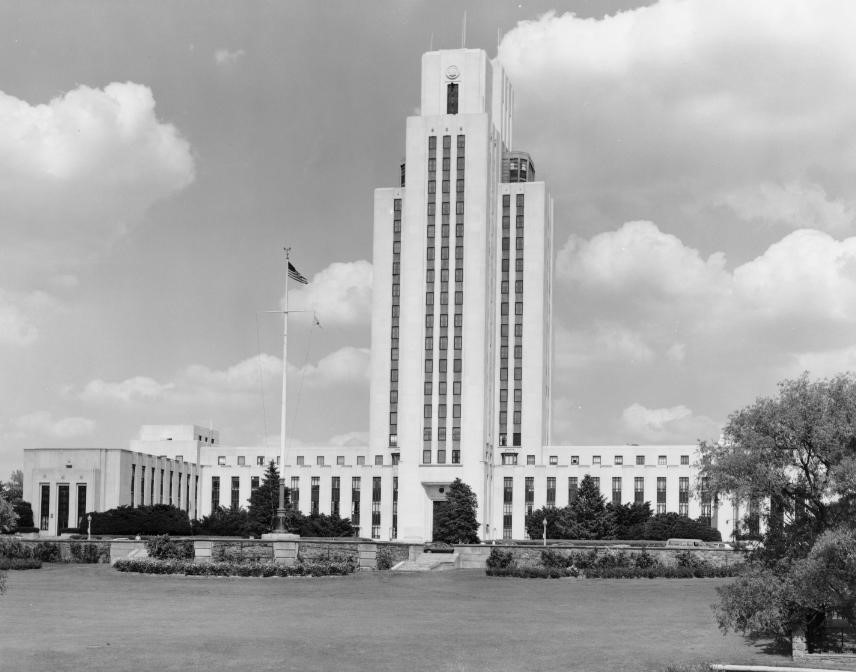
xmin=461 ymin=11 xmax=467 ymax=48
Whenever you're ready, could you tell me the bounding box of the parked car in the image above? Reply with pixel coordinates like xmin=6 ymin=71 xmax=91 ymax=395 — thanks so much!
xmin=706 ymin=541 xmax=733 ymax=550
xmin=665 ymin=538 xmax=706 ymax=548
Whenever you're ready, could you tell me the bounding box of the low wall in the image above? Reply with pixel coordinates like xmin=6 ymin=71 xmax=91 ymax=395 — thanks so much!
xmin=453 ymin=543 xmax=745 ymax=569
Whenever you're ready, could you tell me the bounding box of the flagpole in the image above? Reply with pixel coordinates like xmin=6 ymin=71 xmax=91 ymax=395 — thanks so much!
xmin=274 ymin=247 xmax=290 ymax=532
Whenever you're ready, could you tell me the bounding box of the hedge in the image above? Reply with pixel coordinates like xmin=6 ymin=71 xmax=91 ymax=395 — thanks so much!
xmin=145 ymin=535 xmax=195 ymax=560
xmin=486 ymin=566 xmax=579 ymax=578
xmin=584 ymin=565 xmax=742 ymax=579
xmin=0 ymin=558 xmax=42 ymax=570
xmin=0 ymin=538 xmax=61 ymax=562
xmin=114 ymin=557 xmax=356 ymax=577
xmin=87 ymin=505 xmax=192 ymax=536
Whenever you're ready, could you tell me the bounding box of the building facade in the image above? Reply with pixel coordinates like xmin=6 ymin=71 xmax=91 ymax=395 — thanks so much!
xmin=23 ymin=48 xmax=745 ymax=542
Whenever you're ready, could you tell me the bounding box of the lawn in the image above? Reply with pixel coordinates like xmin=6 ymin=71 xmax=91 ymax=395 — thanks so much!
xmin=0 ymin=565 xmax=797 ymax=672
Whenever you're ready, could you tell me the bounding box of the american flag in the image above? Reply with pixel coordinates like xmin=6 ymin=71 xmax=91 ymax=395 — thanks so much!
xmin=288 ymin=261 xmax=308 ymax=285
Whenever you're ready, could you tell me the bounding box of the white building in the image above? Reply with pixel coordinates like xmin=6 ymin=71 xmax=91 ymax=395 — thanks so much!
xmin=23 ymin=48 xmax=744 ymax=542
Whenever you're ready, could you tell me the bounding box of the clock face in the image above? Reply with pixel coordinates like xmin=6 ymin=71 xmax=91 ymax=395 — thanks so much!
xmin=446 ymin=65 xmax=460 ymax=80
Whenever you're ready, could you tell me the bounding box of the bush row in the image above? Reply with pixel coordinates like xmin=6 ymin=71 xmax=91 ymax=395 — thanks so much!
xmin=584 ymin=565 xmax=742 ymax=579
xmin=540 ymin=547 xmax=659 ymax=570
xmin=486 ymin=566 xmax=579 ymax=578
xmin=0 ymin=558 xmax=42 ymax=570
xmin=0 ymin=538 xmax=61 ymax=561
xmin=145 ymin=535 xmax=195 ymax=560
xmin=113 ymin=557 xmax=356 ymax=577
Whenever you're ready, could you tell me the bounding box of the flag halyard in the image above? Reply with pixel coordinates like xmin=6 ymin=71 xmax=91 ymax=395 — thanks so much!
xmin=288 ymin=262 xmax=309 ymax=285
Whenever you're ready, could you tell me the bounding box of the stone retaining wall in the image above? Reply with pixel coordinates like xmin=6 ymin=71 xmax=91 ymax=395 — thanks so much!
xmin=453 ymin=543 xmax=745 ymax=569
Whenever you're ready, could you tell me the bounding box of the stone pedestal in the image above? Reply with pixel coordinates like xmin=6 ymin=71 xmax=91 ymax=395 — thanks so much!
xmin=271 ymin=540 xmax=299 ymax=567
xmin=357 ymin=542 xmax=378 ymax=571
xmin=193 ymin=540 xmax=213 ymax=563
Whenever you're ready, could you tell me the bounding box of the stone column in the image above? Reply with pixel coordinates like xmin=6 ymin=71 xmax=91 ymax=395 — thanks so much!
xmin=357 ymin=542 xmax=378 ymax=571
xmin=194 ymin=540 xmax=213 ymax=563
xmin=273 ymin=541 xmax=299 ymax=567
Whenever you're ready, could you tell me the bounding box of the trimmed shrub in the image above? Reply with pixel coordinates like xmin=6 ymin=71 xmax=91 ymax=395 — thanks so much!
xmin=540 ymin=548 xmax=574 ymax=568
xmin=145 ymin=535 xmax=194 ymax=560
xmin=487 ymin=566 xmax=578 ymax=578
xmin=485 ymin=547 xmax=515 ymax=570
xmin=643 ymin=513 xmax=722 ymax=542
xmin=376 ymin=546 xmax=398 ymax=570
xmin=0 ymin=558 xmax=42 ymax=570
xmin=0 ymin=538 xmax=31 ymax=559
xmin=88 ymin=505 xmax=192 ymax=536
xmin=69 ymin=542 xmax=111 ymax=563
xmin=113 ymin=557 xmax=356 ymax=577
xmin=32 ymin=542 xmax=61 ymax=562
xmin=12 ymin=501 xmax=35 ymax=529
xmin=584 ymin=564 xmax=741 ymax=579
xmin=632 ymin=550 xmax=658 ymax=568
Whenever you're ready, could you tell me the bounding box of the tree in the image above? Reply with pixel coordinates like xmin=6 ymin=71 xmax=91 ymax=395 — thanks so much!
xmin=609 ymin=501 xmax=653 ymax=540
xmin=0 ymin=470 xmax=23 ymax=503
xmin=246 ymin=461 xmax=295 ymax=536
xmin=641 ymin=512 xmax=721 ymax=542
xmin=568 ymin=475 xmax=615 ymax=539
xmin=432 ymin=478 xmax=480 ymax=544
xmin=296 ymin=513 xmax=356 ymax=537
xmin=701 ymin=373 xmax=856 ymax=649
xmin=196 ymin=506 xmax=251 ymax=536
xmin=0 ymin=498 xmax=18 ymax=533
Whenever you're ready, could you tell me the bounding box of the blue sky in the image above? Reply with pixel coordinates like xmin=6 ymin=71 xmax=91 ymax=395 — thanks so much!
xmin=2 ymin=0 xmax=856 ymax=478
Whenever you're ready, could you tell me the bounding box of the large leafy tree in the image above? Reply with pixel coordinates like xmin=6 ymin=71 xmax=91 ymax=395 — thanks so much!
xmin=432 ymin=478 xmax=480 ymax=544
xmin=701 ymin=373 xmax=856 ymax=648
xmin=609 ymin=501 xmax=652 ymax=540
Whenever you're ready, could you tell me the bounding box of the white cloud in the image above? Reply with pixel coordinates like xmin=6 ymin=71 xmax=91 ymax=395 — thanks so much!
xmin=14 ymin=411 xmax=95 ymax=439
xmin=499 ymin=1 xmax=856 ymax=235
xmin=81 ymin=376 xmax=172 ymax=404
xmin=292 ymin=346 xmax=371 ymax=388
xmin=328 ymin=431 xmax=369 ymax=447
xmin=720 ymin=181 xmax=856 ymax=234
xmin=0 ymin=290 xmax=56 ymax=347
xmin=0 ymin=82 xmax=195 ymax=282
xmin=621 ymin=403 xmax=719 ymax=443
xmin=286 ymin=260 xmax=372 ymax=326
xmin=214 ymin=48 xmax=245 ymax=65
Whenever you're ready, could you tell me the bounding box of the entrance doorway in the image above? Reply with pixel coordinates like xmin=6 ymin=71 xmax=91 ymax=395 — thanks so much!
xmin=432 ymin=500 xmax=443 ymax=541
xmin=57 ymin=484 xmax=70 ymax=534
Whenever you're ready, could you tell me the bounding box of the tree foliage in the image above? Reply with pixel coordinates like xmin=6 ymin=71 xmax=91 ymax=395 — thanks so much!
xmin=432 ymin=478 xmax=480 ymax=544
xmin=245 ymin=461 xmax=295 ymax=536
xmin=702 ymin=373 xmax=856 ymax=648
xmin=0 ymin=498 xmax=18 ymax=533
xmin=88 ymin=504 xmax=192 ymax=536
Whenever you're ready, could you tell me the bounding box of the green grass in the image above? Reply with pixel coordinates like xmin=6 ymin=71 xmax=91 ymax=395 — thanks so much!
xmin=0 ymin=565 xmax=795 ymax=672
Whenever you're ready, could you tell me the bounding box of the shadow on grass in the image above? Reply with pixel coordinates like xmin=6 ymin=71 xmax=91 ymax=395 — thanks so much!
xmin=744 ymin=632 xmax=792 ymax=657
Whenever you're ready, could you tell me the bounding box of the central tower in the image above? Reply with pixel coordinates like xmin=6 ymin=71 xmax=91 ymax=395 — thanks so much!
xmin=369 ymin=49 xmax=552 ymax=541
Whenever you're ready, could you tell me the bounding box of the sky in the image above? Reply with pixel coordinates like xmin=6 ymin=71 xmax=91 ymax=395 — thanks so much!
xmin=2 ymin=0 xmax=856 ymax=477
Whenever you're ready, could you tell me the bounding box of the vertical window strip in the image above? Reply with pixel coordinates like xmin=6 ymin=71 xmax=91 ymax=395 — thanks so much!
xmin=435 ymin=136 xmax=452 ymax=463
xmin=513 ymin=193 xmax=524 ymax=445
xmin=499 ymin=194 xmax=510 ymax=448
xmin=423 ymin=137 xmax=437 ymax=463
xmin=389 ymin=198 xmax=402 ymax=447
xmin=452 ymin=135 xmax=464 ymax=461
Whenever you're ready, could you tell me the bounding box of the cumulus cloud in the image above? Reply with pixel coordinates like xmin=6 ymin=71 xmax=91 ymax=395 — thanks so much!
xmin=214 ymin=48 xmax=245 ymax=65
xmin=621 ymin=403 xmax=719 ymax=443
xmin=499 ymin=1 xmax=856 ymax=235
xmin=0 ymin=82 xmax=195 ymax=282
xmin=81 ymin=376 xmax=173 ymax=404
xmin=328 ymin=431 xmax=369 ymax=447
xmin=292 ymin=346 xmax=371 ymax=387
xmin=286 ymin=260 xmax=372 ymax=326
xmin=0 ymin=290 xmax=51 ymax=346
xmin=14 ymin=411 xmax=95 ymax=439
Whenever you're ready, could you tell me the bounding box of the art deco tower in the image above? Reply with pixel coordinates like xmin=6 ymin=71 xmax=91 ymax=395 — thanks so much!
xmin=369 ymin=49 xmax=553 ymax=541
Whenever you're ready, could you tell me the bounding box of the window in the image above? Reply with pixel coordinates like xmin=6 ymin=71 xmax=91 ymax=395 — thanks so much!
xmin=316 ymin=456 xmax=325 ymax=466
xmin=549 ymin=455 xmax=558 ymax=465
xmin=375 ymin=455 xmax=383 ymax=466
xmin=217 ymin=456 xmax=226 ymax=466
xmin=357 ymin=456 xmax=366 ymax=466
xmin=501 ymin=453 xmax=518 ymax=466
xmin=331 ymin=476 xmax=341 ymax=517
xmin=611 ymin=477 xmax=622 ymax=506
xmin=290 ymin=477 xmax=300 ymax=512
xmin=423 ymin=449 xmax=432 ymax=464
xmin=525 ymin=477 xmax=534 ymax=516
xmin=251 ymin=476 xmax=259 ymax=492
xmin=592 ymin=455 xmax=601 ymax=466
xmin=234 ymin=455 xmax=244 ymax=467
xmin=311 ymin=476 xmax=320 ymax=516
xmin=636 ymin=455 xmax=645 ymax=466
xmin=175 ymin=455 xmax=183 ymax=463
xmin=211 ymin=476 xmax=220 ymax=511
xmin=570 ymin=455 xmax=579 ymax=465
xmin=568 ymin=477 xmax=578 ymax=504
xmin=656 ymin=477 xmax=667 ymax=515
xmin=256 ymin=456 xmax=265 ymax=466
xmin=547 ymin=477 xmax=556 ymax=508
xmin=680 ymin=455 xmax=690 ymax=465
xmin=446 ymin=83 xmax=458 ymax=114
xmin=351 ymin=477 xmax=361 ymax=527
xmin=296 ymin=456 xmax=304 ymax=466
xmin=337 ymin=455 xmax=345 ymax=466
xmin=634 ymin=477 xmax=644 ymax=504
xmin=658 ymin=455 xmax=667 ymax=466
xmin=503 ymin=477 xmax=513 ymax=539
xmin=231 ymin=476 xmax=240 ymax=510
xmin=526 ymin=455 xmax=535 ymax=465
xmin=591 ymin=477 xmax=600 ymax=494
xmin=614 ymin=455 xmax=623 ymax=466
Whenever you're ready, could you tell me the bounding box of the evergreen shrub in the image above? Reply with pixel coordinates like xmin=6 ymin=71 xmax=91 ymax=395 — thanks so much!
xmin=0 ymin=558 xmax=42 ymax=570
xmin=87 ymin=505 xmax=192 ymax=536
xmin=113 ymin=557 xmax=356 ymax=577
xmin=485 ymin=547 xmax=515 ymax=570
xmin=145 ymin=535 xmax=195 ymax=560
